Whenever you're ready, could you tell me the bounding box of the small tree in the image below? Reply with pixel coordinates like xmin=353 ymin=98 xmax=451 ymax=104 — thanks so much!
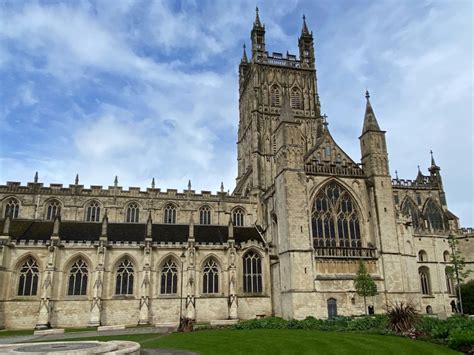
xmin=460 ymin=281 xmax=474 ymax=315
xmin=447 ymin=235 xmax=472 ymax=314
xmin=354 ymin=259 xmax=377 ymax=315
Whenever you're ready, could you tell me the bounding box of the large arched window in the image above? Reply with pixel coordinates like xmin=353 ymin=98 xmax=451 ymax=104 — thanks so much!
xmin=202 ymin=259 xmax=219 ymax=294
xmin=115 ymin=259 xmax=134 ymax=295
xmin=199 ymin=206 xmax=211 ymax=225
xmin=4 ymin=198 xmax=20 ymax=219
xmin=290 ymin=87 xmax=302 ymax=109
xmin=46 ymin=200 xmax=61 ymax=221
xmin=17 ymin=257 xmax=39 ymax=296
xmin=160 ymin=259 xmax=178 ymax=294
xmin=85 ymin=201 xmax=100 ymax=222
xmin=419 ymin=266 xmax=431 ymax=295
xmin=270 ymin=85 xmax=280 ymax=107
xmin=311 ymin=181 xmax=361 ymax=248
xmin=402 ymin=198 xmax=422 ymax=230
xmin=424 ymin=199 xmax=445 ymax=231
xmin=243 ymin=251 xmax=262 ymax=293
xmin=164 ymin=204 xmax=176 ymax=224
xmin=232 ymin=208 xmax=245 ymax=227
xmin=67 ymin=259 xmax=88 ymax=296
xmin=126 ymin=202 xmax=139 ymax=223
xmin=445 ymin=267 xmax=454 ymax=295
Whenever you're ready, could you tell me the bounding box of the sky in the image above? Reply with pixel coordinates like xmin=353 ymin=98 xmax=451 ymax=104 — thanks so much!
xmin=0 ymin=0 xmax=472 ymax=226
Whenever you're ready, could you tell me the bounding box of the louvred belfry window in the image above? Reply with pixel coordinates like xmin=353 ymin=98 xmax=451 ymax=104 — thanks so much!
xmin=270 ymin=85 xmax=280 ymax=107
xmin=312 ymin=181 xmax=361 ymax=248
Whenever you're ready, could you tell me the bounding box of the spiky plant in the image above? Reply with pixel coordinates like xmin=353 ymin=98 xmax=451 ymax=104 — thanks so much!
xmin=387 ymin=302 xmax=420 ymax=335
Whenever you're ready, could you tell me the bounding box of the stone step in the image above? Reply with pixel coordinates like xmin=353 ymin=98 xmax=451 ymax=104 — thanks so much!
xmin=209 ymin=319 xmax=239 ymax=326
xmin=108 ymin=340 xmax=141 ymax=354
xmin=154 ymin=323 xmax=178 ymax=333
xmin=98 ymin=325 xmax=126 ymax=331
xmin=33 ymin=328 xmax=65 ymax=336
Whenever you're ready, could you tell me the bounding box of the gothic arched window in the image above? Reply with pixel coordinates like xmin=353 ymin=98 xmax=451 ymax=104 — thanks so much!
xmin=445 ymin=266 xmax=454 ymax=295
xmin=443 ymin=251 xmax=450 ymax=262
xmin=17 ymin=257 xmax=39 ymax=296
xmin=160 ymin=259 xmax=178 ymax=294
xmin=46 ymin=200 xmax=61 ymax=221
xmin=126 ymin=202 xmax=139 ymax=223
xmin=243 ymin=251 xmax=262 ymax=293
xmin=4 ymin=198 xmax=20 ymax=219
xmin=311 ymin=181 xmax=361 ymax=248
xmin=270 ymin=85 xmax=280 ymax=107
xmin=419 ymin=266 xmax=431 ymax=295
xmin=115 ymin=259 xmax=134 ymax=295
xmin=164 ymin=204 xmax=176 ymax=224
xmin=402 ymin=198 xmax=422 ymax=230
xmin=202 ymin=259 xmax=219 ymax=294
xmin=327 ymin=298 xmax=337 ymax=318
xmin=200 ymin=206 xmax=211 ymax=225
xmin=67 ymin=259 xmax=88 ymax=296
xmin=290 ymin=87 xmax=302 ymax=109
xmin=85 ymin=201 xmax=100 ymax=222
xmin=232 ymin=208 xmax=245 ymax=227
xmin=424 ymin=199 xmax=445 ymax=231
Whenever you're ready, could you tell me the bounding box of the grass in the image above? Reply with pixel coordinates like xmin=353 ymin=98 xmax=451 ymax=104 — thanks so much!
xmin=0 ymin=329 xmax=34 ymax=337
xmin=56 ymin=329 xmax=459 ymax=354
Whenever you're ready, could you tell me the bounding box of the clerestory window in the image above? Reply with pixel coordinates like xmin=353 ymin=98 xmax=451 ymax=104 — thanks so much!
xmin=126 ymin=202 xmax=139 ymax=223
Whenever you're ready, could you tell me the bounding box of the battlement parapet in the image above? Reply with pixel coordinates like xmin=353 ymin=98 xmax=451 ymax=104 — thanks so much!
xmin=0 ymin=181 xmax=251 ymax=203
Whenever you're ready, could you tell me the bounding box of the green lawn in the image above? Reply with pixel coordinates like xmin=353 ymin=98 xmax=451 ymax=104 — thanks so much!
xmin=61 ymin=329 xmax=459 ymax=354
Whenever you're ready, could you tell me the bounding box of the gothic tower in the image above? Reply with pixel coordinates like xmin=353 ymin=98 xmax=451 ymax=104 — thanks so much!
xmin=235 ymin=10 xmax=321 ymax=197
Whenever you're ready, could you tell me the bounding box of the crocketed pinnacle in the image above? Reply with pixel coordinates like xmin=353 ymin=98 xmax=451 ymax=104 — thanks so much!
xmin=362 ymin=90 xmax=381 ymax=134
xmin=241 ymin=44 xmax=248 ymax=63
xmin=301 ymin=14 xmax=310 ymax=35
xmin=254 ymin=6 xmax=262 ymax=27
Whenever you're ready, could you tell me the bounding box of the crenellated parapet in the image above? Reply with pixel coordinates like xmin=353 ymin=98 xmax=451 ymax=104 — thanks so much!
xmin=391 ymin=178 xmax=439 ymax=190
xmin=0 ymin=181 xmax=251 ymax=203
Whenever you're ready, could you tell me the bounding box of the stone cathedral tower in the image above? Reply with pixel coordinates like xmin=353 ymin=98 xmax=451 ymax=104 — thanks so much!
xmin=0 ymin=10 xmax=470 ymax=330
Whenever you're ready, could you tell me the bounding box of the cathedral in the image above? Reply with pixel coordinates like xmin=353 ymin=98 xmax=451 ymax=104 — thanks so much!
xmin=0 ymin=11 xmax=472 ymax=330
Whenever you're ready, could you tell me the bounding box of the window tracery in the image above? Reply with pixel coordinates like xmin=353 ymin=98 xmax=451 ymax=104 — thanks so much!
xmin=46 ymin=200 xmax=61 ymax=221
xmin=419 ymin=266 xmax=431 ymax=295
xmin=85 ymin=201 xmax=100 ymax=222
xmin=68 ymin=259 xmax=88 ymax=296
xmin=160 ymin=259 xmax=178 ymax=294
xmin=311 ymin=181 xmax=361 ymax=248
xmin=202 ymin=259 xmax=219 ymax=294
xmin=164 ymin=204 xmax=176 ymax=224
xmin=4 ymin=198 xmax=20 ymax=219
xmin=424 ymin=199 xmax=445 ymax=231
xmin=126 ymin=203 xmax=139 ymax=223
xmin=200 ymin=206 xmax=211 ymax=225
xmin=115 ymin=259 xmax=134 ymax=295
xmin=232 ymin=208 xmax=245 ymax=227
xmin=17 ymin=257 xmax=39 ymax=296
xmin=402 ymin=198 xmax=422 ymax=230
xmin=290 ymin=87 xmax=302 ymax=109
xmin=243 ymin=251 xmax=262 ymax=293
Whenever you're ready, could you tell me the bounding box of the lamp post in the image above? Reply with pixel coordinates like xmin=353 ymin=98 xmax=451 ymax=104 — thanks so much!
xmin=179 ymin=252 xmax=186 ymax=326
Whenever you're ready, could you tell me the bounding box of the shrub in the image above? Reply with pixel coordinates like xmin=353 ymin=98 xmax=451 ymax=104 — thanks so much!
xmin=347 ymin=315 xmax=388 ymax=331
xmin=460 ymin=281 xmax=474 ymax=315
xmin=233 ymin=317 xmax=288 ymax=330
xmin=387 ymin=302 xmax=419 ymax=334
xmin=447 ymin=328 xmax=474 ymax=352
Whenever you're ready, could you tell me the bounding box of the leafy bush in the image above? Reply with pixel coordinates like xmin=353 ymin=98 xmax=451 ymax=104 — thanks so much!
xmin=233 ymin=317 xmax=288 ymax=330
xmin=461 ymin=281 xmax=474 ymax=315
xmin=447 ymin=328 xmax=474 ymax=352
xmin=387 ymin=303 xmax=419 ymax=334
xmin=347 ymin=315 xmax=388 ymax=331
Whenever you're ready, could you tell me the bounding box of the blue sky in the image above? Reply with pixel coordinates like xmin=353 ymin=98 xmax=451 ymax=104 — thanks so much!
xmin=0 ymin=0 xmax=472 ymax=226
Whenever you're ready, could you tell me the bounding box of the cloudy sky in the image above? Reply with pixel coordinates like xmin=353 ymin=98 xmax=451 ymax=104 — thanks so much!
xmin=0 ymin=0 xmax=472 ymax=226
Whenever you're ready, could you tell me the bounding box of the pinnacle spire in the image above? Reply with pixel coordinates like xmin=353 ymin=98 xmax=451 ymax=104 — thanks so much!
xmin=301 ymin=14 xmax=310 ymax=35
xmin=430 ymin=150 xmax=437 ymax=167
xmin=241 ymin=43 xmax=248 ymax=63
xmin=75 ymin=173 xmax=79 ymax=185
xmin=361 ymin=90 xmax=381 ymax=134
xmin=34 ymin=171 xmax=38 ymax=183
xmin=254 ymin=6 xmax=262 ymax=27
xmin=114 ymin=175 xmax=118 ymax=187
xmin=151 ymin=177 xmax=155 ymax=189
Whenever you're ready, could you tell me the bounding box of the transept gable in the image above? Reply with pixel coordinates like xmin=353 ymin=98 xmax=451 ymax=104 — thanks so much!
xmin=304 ymin=126 xmax=363 ymax=177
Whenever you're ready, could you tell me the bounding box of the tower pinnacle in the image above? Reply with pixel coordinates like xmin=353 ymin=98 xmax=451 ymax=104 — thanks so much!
xmin=254 ymin=6 xmax=262 ymax=27
xmin=362 ymin=90 xmax=381 ymax=134
xmin=241 ymin=44 xmax=248 ymax=63
xmin=301 ymin=14 xmax=310 ymax=35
